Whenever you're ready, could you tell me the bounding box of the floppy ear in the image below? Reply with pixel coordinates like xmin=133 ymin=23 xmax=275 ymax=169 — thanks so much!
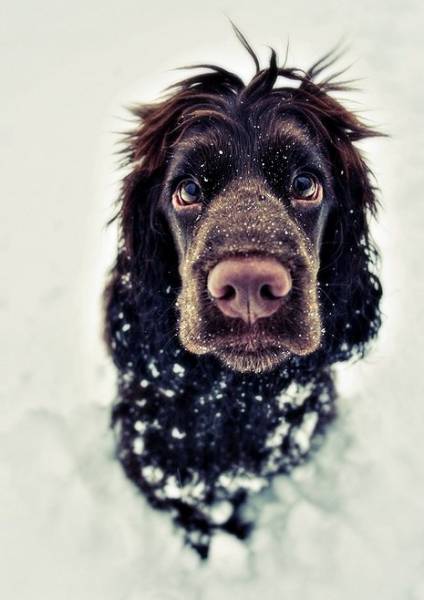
xmin=103 ymin=169 xmax=179 ymax=374
xmin=119 ymin=167 xmax=179 ymax=295
xmin=103 ymin=100 xmax=187 ymax=370
xmin=318 ymin=133 xmax=382 ymax=363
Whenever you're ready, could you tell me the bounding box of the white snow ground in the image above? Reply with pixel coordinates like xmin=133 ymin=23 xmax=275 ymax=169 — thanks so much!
xmin=1 ymin=1 xmax=424 ymax=598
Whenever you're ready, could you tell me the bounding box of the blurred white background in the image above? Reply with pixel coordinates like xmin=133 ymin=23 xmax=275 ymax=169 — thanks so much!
xmin=1 ymin=1 xmax=424 ymax=598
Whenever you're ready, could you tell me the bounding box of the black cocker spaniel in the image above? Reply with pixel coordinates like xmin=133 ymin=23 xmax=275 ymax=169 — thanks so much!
xmin=104 ymin=28 xmax=383 ymax=558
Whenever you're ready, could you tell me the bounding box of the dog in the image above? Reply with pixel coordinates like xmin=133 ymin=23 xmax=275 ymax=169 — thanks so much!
xmin=104 ymin=28 xmax=383 ymax=558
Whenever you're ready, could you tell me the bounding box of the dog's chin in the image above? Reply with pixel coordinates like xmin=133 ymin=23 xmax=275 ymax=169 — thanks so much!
xmin=179 ymin=322 xmax=322 ymax=373
xmin=214 ymin=345 xmax=290 ymax=373
xmin=178 ymin=301 xmax=323 ymax=374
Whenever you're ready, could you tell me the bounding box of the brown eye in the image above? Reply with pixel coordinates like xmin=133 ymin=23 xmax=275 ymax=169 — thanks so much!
xmin=292 ymin=173 xmax=322 ymax=203
xmin=174 ymin=179 xmax=202 ymax=207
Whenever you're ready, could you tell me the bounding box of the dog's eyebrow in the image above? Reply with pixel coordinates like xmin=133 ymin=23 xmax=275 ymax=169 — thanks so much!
xmin=261 ymin=116 xmax=330 ymax=164
xmin=169 ymin=130 xmax=236 ymax=173
xmin=174 ymin=119 xmax=310 ymax=160
xmin=174 ymin=127 xmax=233 ymax=153
xmin=167 ymin=117 xmax=329 ymax=186
xmin=264 ymin=115 xmax=314 ymax=146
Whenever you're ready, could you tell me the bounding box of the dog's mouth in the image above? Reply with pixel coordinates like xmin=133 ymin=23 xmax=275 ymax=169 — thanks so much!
xmin=224 ymin=334 xmax=280 ymax=351
xmin=209 ymin=334 xmax=291 ymax=373
xmin=209 ymin=328 xmax=287 ymax=352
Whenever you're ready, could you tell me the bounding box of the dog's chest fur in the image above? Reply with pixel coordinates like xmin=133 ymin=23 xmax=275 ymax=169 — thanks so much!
xmin=111 ymin=305 xmax=336 ymax=556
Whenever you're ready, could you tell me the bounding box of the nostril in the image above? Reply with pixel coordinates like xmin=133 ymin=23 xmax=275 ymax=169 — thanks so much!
xmin=209 ymin=282 xmax=237 ymax=300
xmin=260 ymin=284 xmax=279 ymax=301
xmin=219 ymin=285 xmax=236 ymax=301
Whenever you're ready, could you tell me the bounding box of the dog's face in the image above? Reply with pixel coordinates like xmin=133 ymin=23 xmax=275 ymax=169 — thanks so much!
xmin=115 ymin=52 xmax=382 ymax=381
xmin=159 ymin=113 xmax=334 ymax=372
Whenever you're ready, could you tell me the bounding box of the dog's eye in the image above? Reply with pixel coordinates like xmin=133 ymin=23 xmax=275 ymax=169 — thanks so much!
xmin=292 ymin=173 xmax=322 ymax=204
xmin=174 ymin=179 xmax=202 ymax=207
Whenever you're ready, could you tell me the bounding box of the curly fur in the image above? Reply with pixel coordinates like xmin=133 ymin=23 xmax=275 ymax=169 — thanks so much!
xmin=104 ymin=30 xmax=383 ymax=558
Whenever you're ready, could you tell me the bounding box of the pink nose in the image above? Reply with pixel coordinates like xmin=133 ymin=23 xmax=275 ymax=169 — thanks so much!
xmin=207 ymin=256 xmax=292 ymax=324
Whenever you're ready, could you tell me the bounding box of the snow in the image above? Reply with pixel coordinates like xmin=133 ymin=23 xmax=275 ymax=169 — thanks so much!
xmin=132 ymin=437 xmax=144 ymax=454
xmin=173 ymin=363 xmax=186 ymax=376
xmin=209 ymin=500 xmax=234 ymax=524
xmin=171 ymin=427 xmax=186 ymax=439
xmin=148 ymin=361 xmax=160 ymax=379
xmin=291 ymin=412 xmax=319 ymax=453
xmin=1 ymin=0 xmax=424 ymax=599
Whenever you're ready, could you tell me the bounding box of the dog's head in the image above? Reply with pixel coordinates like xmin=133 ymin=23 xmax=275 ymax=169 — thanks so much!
xmin=113 ymin=39 xmax=382 ymax=375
